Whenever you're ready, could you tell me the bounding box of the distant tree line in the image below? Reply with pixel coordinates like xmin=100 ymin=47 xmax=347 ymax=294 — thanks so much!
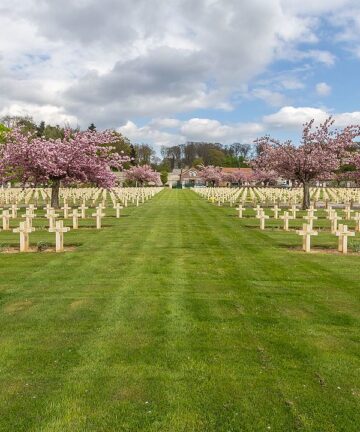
xmin=160 ymin=142 xmax=253 ymax=170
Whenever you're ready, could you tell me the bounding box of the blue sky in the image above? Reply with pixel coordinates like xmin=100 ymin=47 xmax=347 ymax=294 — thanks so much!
xmin=1 ymin=0 xmax=360 ymax=150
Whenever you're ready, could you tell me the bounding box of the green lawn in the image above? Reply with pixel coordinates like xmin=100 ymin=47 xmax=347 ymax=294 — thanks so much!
xmin=0 ymin=189 xmax=359 ymax=431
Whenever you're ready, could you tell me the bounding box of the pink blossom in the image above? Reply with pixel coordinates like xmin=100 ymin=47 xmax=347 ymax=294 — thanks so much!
xmin=0 ymin=128 xmax=129 ymax=187
xmin=198 ymin=165 xmax=223 ymax=186
xmin=124 ymin=165 xmax=160 ymax=185
xmin=0 ymin=128 xmax=130 ymax=206
xmin=252 ymin=117 xmax=360 ymax=207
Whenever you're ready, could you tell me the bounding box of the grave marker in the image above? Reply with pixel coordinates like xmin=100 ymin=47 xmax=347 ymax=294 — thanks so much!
xmin=49 ymin=220 xmax=71 ymax=252
xmin=296 ymin=223 xmax=318 ymax=253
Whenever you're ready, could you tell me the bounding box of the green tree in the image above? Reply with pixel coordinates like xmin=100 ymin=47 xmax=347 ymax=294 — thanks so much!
xmin=37 ymin=121 xmax=45 ymax=137
xmin=0 ymin=124 xmax=9 ymax=143
xmin=160 ymin=171 xmax=168 ymax=185
xmin=192 ymin=157 xmax=204 ymax=167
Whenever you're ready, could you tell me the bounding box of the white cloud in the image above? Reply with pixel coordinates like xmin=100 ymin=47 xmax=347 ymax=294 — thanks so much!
xmin=118 ymin=118 xmax=264 ymax=148
xmin=0 ymin=0 xmax=352 ymax=127
xmin=263 ymin=106 xmax=329 ymax=127
xmin=251 ymin=88 xmax=289 ymax=107
xmin=316 ymin=82 xmax=332 ymax=96
xmin=180 ymin=118 xmax=263 ymax=142
xmin=0 ymin=0 xmax=359 ymax=128
xmin=0 ymin=104 xmax=77 ymax=126
xmin=118 ymin=107 xmax=360 ymax=148
xmin=118 ymin=121 xmax=185 ymax=147
xmin=263 ymin=105 xmax=360 ymax=129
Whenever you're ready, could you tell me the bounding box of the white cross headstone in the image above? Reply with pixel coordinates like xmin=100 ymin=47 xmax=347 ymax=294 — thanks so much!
xmin=49 ymin=220 xmax=70 ymax=252
xmin=2 ymin=210 xmax=11 ymax=230
xmin=11 ymin=204 xmax=20 ymax=218
xmin=236 ymin=204 xmax=244 ymax=218
xmin=70 ymin=209 xmax=79 ymax=229
xmin=352 ymin=212 xmax=360 ymax=232
xmin=280 ymin=211 xmax=293 ymax=231
xmin=272 ymin=204 xmax=280 ymax=219
xmin=46 ymin=209 xmax=59 ymax=229
xmin=13 ymin=221 xmax=35 ymax=252
xmin=61 ymin=203 xmax=71 ymax=218
xmin=335 ymin=224 xmax=355 ymax=254
xmin=257 ymin=209 xmax=269 ymax=230
xmin=303 ymin=213 xmax=318 ymax=230
xmin=296 ymin=223 xmax=318 ymax=253
xmin=329 ymin=211 xmax=342 ymax=234
xmin=114 ymin=203 xmax=123 ymax=218
xmin=43 ymin=204 xmax=53 ymax=218
xmin=79 ymin=203 xmax=88 ymax=219
xmin=343 ymin=204 xmax=353 ymax=220
xmin=253 ymin=204 xmax=262 ymax=218
xmin=290 ymin=204 xmax=298 ymax=219
xmin=92 ymin=207 xmax=105 ymax=229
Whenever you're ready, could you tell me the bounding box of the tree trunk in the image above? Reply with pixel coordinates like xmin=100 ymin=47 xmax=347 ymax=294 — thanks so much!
xmin=51 ymin=179 xmax=61 ymax=208
xmin=302 ymin=182 xmax=310 ymax=210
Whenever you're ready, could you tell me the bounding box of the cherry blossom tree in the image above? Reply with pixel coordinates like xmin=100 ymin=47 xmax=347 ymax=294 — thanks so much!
xmin=0 ymin=128 xmax=129 ymax=207
xmin=124 ymin=164 xmax=161 ymax=186
xmin=221 ymin=172 xmax=237 ymax=185
xmin=234 ymin=169 xmax=254 ymax=186
xmin=198 ymin=165 xmax=223 ymax=186
xmin=252 ymin=169 xmax=278 ymax=186
xmin=253 ymin=118 xmax=360 ymax=209
xmin=351 ymin=149 xmax=360 ymax=183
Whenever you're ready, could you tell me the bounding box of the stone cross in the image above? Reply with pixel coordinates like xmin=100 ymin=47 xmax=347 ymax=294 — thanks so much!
xmin=28 ymin=204 xmax=37 ymax=215
xmin=329 ymin=211 xmax=342 ymax=234
xmin=21 ymin=209 xmax=35 ymax=229
xmin=352 ymin=212 xmax=360 ymax=232
xmin=325 ymin=204 xmax=333 ymax=217
xmin=13 ymin=221 xmax=35 ymax=252
xmin=79 ymin=203 xmax=88 ymax=219
xmin=61 ymin=203 xmax=71 ymax=218
xmin=253 ymin=205 xmax=262 ymax=218
xmin=114 ymin=203 xmax=123 ymax=218
xmin=296 ymin=223 xmax=318 ymax=252
xmin=303 ymin=213 xmax=318 ymax=230
xmin=92 ymin=207 xmax=105 ymax=229
xmin=49 ymin=220 xmax=71 ymax=252
xmin=280 ymin=211 xmax=293 ymax=231
xmin=46 ymin=209 xmax=59 ymax=229
xmin=43 ymin=204 xmax=53 ymax=218
xmin=2 ymin=210 xmax=11 ymax=230
xmin=236 ymin=204 xmax=244 ymax=218
xmin=290 ymin=204 xmax=298 ymax=219
xmin=272 ymin=204 xmax=280 ymax=219
xmin=257 ymin=209 xmax=269 ymax=230
xmin=343 ymin=204 xmax=353 ymax=220
xmin=309 ymin=202 xmax=316 ymax=212
xmin=11 ymin=204 xmax=20 ymax=218
xmin=70 ymin=209 xmax=79 ymax=229
xmin=335 ymin=224 xmax=355 ymax=254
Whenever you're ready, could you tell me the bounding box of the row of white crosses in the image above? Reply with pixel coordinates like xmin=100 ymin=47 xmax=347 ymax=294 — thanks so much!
xmin=296 ymin=223 xmax=355 ymax=254
xmin=9 ymin=204 xmax=112 ymax=253
xmin=230 ymin=198 xmax=359 ymax=254
xmin=194 ymin=186 xmax=360 ymax=210
xmin=0 ymin=186 xmax=163 ymax=210
xmin=1 ymin=187 xmax=163 ymax=253
xmin=13 ymin=220 xmax=69 ymax=253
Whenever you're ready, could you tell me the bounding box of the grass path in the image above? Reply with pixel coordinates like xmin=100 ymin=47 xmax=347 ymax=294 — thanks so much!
xmin=0 ymin=189 xmax=359 ymax=431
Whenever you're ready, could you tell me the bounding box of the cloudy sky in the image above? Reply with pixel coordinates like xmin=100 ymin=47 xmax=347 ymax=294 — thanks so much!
xmin=1 ymin=0 xmax=360 ymax=150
